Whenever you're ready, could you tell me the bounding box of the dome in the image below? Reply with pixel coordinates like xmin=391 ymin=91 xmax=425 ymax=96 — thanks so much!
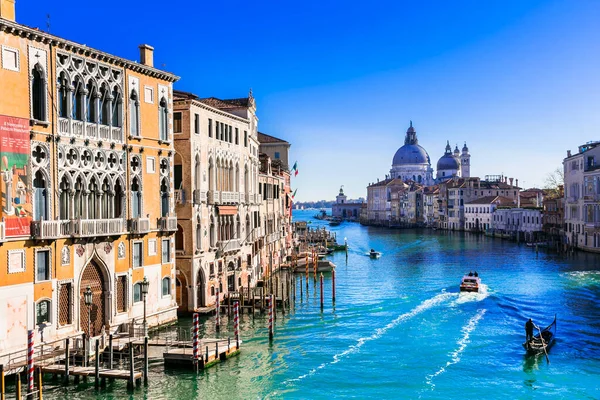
xmin=392 ymin=144 xmax=430 ymax=166
xmin=437 ymin=154 xmax=460 ymax=171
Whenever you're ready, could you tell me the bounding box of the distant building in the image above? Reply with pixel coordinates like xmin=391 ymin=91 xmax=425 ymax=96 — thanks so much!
xmin=542 ymin=187 xmax=564 ymax=247
xmin=390 ymin=122 xmax=434 ymax=185
xmin=257 ymin=132 xmax=291 ymax=170
xmin=492 ymin=207 xmax=543 ymax=242
xmin=436 ymin=142 xmax=470 ymax=182
xmin=464 ymin=196 xmax=514 ymax=232
xmin=332 ymin=186 xmax=363 ymax=220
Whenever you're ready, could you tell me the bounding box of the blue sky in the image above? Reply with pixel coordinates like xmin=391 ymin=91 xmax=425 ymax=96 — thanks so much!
xmin=18 ymin=0 xmax=600 ymax=201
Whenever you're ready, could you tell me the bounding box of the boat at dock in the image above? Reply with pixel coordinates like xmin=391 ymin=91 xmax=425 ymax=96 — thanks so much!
xmin=329 ymin=217 xmax=342 ymax=226
xmin=460 ymin=273 xmax=481 ymax=292
xmin=293 ymin=258 xmax=336 ymax=273
xmin=523 ymin=316 xmax=557 ymax=355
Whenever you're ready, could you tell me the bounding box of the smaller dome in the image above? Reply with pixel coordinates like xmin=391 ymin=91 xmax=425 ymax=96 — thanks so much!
xmin=462 ymin=142 xmax=469 ymax=153
xmin=453 ymin=145 xmax=460 ymax=156
xmin=437 ymin=154 xmax=460 ymax=171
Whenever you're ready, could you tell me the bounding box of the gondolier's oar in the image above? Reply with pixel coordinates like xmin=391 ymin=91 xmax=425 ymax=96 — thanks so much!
xmin=537 ymin=325 xmax=550 ymax=364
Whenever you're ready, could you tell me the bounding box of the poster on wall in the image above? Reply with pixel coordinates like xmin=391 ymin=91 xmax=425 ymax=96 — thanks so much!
xmin=0 ymin=115 xmax=31 ymax=236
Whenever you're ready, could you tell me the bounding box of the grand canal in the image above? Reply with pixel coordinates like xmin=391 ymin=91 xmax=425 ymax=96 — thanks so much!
xmin=45 ymin=209 xmax=600 ymax=399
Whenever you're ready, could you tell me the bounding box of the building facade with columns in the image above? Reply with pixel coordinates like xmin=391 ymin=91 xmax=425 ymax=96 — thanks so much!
xmin=0 ymin=3 xmax=178 ymax=357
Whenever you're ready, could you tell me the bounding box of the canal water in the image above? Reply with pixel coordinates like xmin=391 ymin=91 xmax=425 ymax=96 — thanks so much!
xmin=43 ymin=209 xmax=600 ymax=399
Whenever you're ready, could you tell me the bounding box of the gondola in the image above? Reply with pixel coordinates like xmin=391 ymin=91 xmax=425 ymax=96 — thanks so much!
xmin=522 ymin=315 xmax=557 ymax=355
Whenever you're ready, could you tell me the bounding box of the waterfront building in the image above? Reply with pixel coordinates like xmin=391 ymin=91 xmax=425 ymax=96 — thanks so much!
xmin=364 ymin=178 xmax=394 ymax=226
xmin=257 ymin=132 xmax=291 ymax=170
xmin=519 ymin=188 xmax=544 ymax=208
xmin=332 ymin=186 xmax=364 ymax=221
xmin=491 ymin=207 xmax=543 ymax=242
xmin=423 ymin=185 xmax=440 ymax=227
xmin=171 ymin=90 xmax=261 ymax=312
xmin=437 ymin=176 xmax=519 ymax=230
xmin=464 ymin=196 xmax=513 ymax=232
xmin=563 ymin=141 xmax=600 ymax=251
xmin=0 ymin=5 xmax=178 ymax=356
xmin=390 ymin=122 xmax=434 ymax=185
xmin=542 ymin=187 xmax=564 ymax=247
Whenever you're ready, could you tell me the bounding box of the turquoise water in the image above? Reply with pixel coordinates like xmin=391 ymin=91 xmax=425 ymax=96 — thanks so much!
xmin=43 ymin=209 xmax=600 ymax=399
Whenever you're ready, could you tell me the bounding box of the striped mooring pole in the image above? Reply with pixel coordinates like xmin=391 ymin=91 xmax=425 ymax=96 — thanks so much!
xmin=267 ymin=295 xmax=273 ymax=341
xmin=215 ymin=288 xmax=220 ymax=331
xmin=192 ymin=313 xmax=199 ymax=365
xmin=234 ymin=301 xmax=239 ymax=348
xmin=27 ymin=330 xmax=34 ymax=393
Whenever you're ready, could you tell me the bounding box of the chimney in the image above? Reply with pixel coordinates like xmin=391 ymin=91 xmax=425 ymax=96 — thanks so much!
xmin=509 ymin=177 xmax=513 ymax=187
xmin=138 ymin=44 xmax=154 ymax=67
xmin=516 ymin=179 xmax=519 ymax=188
xmin=0 ymin=0 xmax=16 ymax=21
xmin=567 ymin=150 xmax=571 ymax=157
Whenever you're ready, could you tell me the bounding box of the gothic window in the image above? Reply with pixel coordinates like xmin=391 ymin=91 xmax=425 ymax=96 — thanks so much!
xmin=174 ymin=154 xmax=183 ymax=190
xmin=129 ymin=89 xmax=140 ymax=136
xmin=59 ymin=176 xmax=70 ymax=219
xmin=114 ymin=179 xmax=124 ymax=218
xmin=74 ymin=177 xmax=83 ymax=218
xmin=33 ymin=171 xmax=48 ymax=221
xmin=196 ymin=217 xmax=201 ymax=249
xmin=116 ymin=276 xmax=127 ymax=313
xmin=86 ymin=80 xmax=98 ymax=123
xmin=57 ymin=72 xmax=68 ymax=118
xmin=131 ymin=177 xmax=141 ymax=218
xmin=235 ymin=128 xmax=239 ymax=145
xmin=99 ymin=84 xmax=110 ymax=125
xmin=159 ymin=97 xmax=169 ymax=140
xmin=133 ymin=282 xmax=142 ymax=302
xmin=88 ymin=177 xmax=98 ymax=219
xmin=112 ymin=87 xmax=122 ymax=128
xmin=101 ymin=178 xmax=110 ymax=218
xmin=244 ymin=131 xmax=248 ymax=147
xmin=72 ymin=77 xmax=84 ymax=121
xmin=160 ymin=178 xmax=169 ymax=217
xmin=210 ymin=217 xmax=215 ymax=247
xmin=31 ymin=64 xmax=47 ymax=121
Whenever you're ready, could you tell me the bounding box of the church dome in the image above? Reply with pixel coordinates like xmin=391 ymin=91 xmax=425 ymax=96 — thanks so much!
xmin=393 ymin=145 xmax=430 ymax=165
xmin=392 ymin=121 xmax=430 ymax=166
xmin=437 ymin=154 xmax=460 ymax=171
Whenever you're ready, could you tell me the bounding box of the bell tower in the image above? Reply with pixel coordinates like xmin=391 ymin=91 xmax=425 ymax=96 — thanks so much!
xmin=461 ymin=142 xmax=471 ymax=178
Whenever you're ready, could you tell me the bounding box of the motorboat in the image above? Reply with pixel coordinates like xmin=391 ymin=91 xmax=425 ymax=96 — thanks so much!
xmin=369 ymin=249 xmax=381 ymax=258
xmin=460 ymin=272 xmax=481 ymax=293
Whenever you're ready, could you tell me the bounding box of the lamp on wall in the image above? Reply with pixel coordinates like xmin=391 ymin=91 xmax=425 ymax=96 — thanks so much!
xmin=84 ymin=286 xmax=93 ymax=337
xmin=141 ymin=276 xmax=149 ymax=336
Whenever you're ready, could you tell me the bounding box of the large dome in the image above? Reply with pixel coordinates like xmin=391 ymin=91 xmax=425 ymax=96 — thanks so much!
xmin=437 ymin=154 xmax=460 ymax=171
xmin=392 ymin=144 xmax=430 ymax=165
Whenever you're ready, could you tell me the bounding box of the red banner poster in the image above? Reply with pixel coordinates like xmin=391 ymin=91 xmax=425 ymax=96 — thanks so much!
xmin=0 ymin=115 xmax=31 ymax=236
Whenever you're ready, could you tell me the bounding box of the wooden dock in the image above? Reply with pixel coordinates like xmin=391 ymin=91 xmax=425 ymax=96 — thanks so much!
xmin=41 ymin=365 xmax=142 ymax=382
xmin=163 ymin=338 xmax=241 ymax=369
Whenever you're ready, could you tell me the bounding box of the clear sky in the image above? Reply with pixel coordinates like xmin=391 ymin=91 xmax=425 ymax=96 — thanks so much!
xmin=17 ymin=0 xmax=600 ymax=201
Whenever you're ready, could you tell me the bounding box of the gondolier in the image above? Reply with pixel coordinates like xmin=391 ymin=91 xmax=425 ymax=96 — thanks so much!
xmin=525 ymin=318 xmax=537 ymax=344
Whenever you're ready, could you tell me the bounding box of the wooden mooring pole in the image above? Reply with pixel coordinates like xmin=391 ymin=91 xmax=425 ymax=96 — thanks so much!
xmin=320 ymin=273 xmax=324 ymax=311
xmin=64 ymin=339 xmax=70 ymax=385
xmin=36 ymin=367 xmax=43 ymax=400
xmin=332 ymin=268 xmax=336 ymax=304
xmin=109 ymin=334 xmax=114 ymax=370
xmin=0 ymin=364 xmax=5 ymax=400
xmin=300 ymin=274 xmax=303 ymax=300
xmin=94 ymin=339 xmax=100 ymax=389
xmin=144 ymin=336 xmax=149 ymax=385
xmin=127 ymin=345 xmax=134 ymax=391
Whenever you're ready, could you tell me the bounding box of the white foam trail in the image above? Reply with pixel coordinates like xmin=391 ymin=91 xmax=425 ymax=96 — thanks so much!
xmin=451 ymin=284 xmax=490 ymax=305
xmin=425 ymin=309 xmax=486 ymax=389
xmin=285 ymin=292 xmax=456 ymax=385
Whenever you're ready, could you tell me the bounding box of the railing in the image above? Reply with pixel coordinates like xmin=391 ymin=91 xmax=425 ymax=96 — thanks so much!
xmin=57 ymin=117 xmax=123 ymax=143
xmin=130 ymin=217 xmax=150 ymax=234
xmin=240 ymin=193 xmax=245 ymax=204
xmin=193 ymin=189 xmax=207 ymax=204
xmin=31 ymin=220 xmax=71 ymax=239
xmin=220 ymin=191 xmax=240 ymax=204
xmin=217 ymin=239 xmax=241 ymax=253
xmin=71 ymin=218 xmax=125 ymax=237
xmin=208 ymin=190 xmax=220 ymax=204
xmin=159 ymin=216 xmax=178 ymax=231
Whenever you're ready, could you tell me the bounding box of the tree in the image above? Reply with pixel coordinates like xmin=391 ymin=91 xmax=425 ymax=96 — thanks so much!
xmin=544 ymin=167 xmax=564 ymax=198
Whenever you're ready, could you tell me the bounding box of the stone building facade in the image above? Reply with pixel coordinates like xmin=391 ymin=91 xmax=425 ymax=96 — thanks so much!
xmin=0 ymin=4 xmax=178 ymax=357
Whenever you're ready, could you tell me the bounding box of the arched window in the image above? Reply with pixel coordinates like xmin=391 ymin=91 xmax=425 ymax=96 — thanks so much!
xmin=112 ymin=87 xmax=122 ymax=128
xmin=131 ymin=177 xmax=141 ymax=218
xmin=174 ymin=154 xmax=183 ymax=191
xmin=196 ymin=217 xmax=201 ymax=250
xmin=160 ymin=178 xmax=169 ymax=217
xmin=88 ymin=177 xmax=98 ymax=219
xmin=99 ymin=84 xmax=110 ymax=125
xmin=162 ymin=277 xmax=171 ymax=296
xmin=133 ymin=282 xmax=142 ymax=303
xmin=33 ymin=171 xmax=48 ymax=221
xmin=176 ymin=225 xmax=184 ymax=251
xmin=74 ymin=176 xmax=83 ymax=218
xmin=159 ymin=97 xmax=168 ymax=141
xmin=194 ymin=155 xmax=201 ymax=191
xmin=86 ymin=81 xmax=98 ymax=123
xmin=101 ymin=178 xmax=110 ymax=218
xmin=59 ymin=176 xmax=70 ymax=219
xmin=32 ymin=64 xmax=47 ymax=121
xmin=114 ymin=179 xmax=124 ymax=218
xmin=72 ymin=77 xmax=84 ymax=121
xmin=36 ymin=299 xmax=51 ymax=326
xmin=210 ymin=217 xmax=215 ymax=247
xmin=129 ymin=89 xmax=140 ymax=136
xmin=57 ymin=72 xmax=68 ymax=118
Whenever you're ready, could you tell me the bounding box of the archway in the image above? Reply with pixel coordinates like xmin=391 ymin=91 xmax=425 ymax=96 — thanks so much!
xmin=79 ymin=260 xmax=107 ymax=337
xmin=196 ymin=268 xmax=206 ymax=308
xmin=176 ymin=274 xmax=189 ymax=313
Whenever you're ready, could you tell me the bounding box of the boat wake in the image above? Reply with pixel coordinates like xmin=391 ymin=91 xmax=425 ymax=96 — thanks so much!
xmin=284 ymin=292 xmax=456 ymax=385
xmin=452 ymin=284 xmax=490 ymax=305
xmin=424 ymin=309 xmax=486 ymax=390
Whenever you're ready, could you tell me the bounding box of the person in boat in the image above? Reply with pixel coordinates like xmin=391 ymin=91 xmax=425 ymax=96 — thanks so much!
xmin=468 ymin=271 xmax=474 ymax=277
xmin=474 ymin=271 xmax=479 ymax=277
xmin=525 ymin=318 xmax=539 ymax=344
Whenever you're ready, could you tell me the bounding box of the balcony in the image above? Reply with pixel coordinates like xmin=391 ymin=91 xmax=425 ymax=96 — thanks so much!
xmin=130 ymin=217 xmax=150 ymax=234
xmin=159 ymin=216 xmax=178 ymax=232
xmin=193 ymin=189 xmax=207 ymax=205
xmin=58 ymin=117 xmax=123 ymax=143
xmin=31 ymin=220 xmax=71 ymax=239
xmin=71 ymin=218 xmax=125 ymax=237
xmin=217 ymin=239 xmax=241 ymax=253
xmin=240 ymin=193 xmax=245 ymax=204
xmin=220 ymin=191 xmax=240 ymax=204
xmin=207 ymin=190 xmax=220 ymax=204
